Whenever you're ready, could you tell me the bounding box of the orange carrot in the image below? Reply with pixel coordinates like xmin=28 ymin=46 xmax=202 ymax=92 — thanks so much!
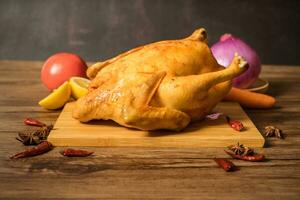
xmin=224 ymin=87 xmax=276 ymax=109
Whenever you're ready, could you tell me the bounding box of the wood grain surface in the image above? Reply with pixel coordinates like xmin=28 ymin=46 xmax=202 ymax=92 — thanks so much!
xmin=48 ymin=102 xmax=264 ymax=147
xmin=0 ymin=60 xmax=299 ymax=199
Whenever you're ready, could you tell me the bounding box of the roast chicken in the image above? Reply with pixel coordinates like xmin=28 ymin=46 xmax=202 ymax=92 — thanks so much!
xmin=73 ymin=28 xmax=248 ymax=131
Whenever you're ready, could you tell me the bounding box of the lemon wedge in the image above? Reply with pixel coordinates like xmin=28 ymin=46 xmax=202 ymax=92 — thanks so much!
xmin=39 ymin=81 xmax=71 ymax=109
xmin=69 ymin=77 xmax=91 ymax=99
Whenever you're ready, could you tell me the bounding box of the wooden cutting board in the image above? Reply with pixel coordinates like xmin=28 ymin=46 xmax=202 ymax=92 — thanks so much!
xmin=48 ymin=102 xmax=265 ymax=147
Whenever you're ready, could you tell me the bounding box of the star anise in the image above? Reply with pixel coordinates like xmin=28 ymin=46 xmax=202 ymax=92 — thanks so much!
xmin=264 ymin=126 xmax=283 ymax=139
xmin=16 ymin=125 xmax=53 ymax=145
xmin=227 ymin=142 xmax=254 ymax=156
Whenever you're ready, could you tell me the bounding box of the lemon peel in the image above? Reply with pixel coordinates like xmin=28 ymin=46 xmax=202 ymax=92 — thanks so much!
xmin=69 ymin=77 xmax=90 ymax=99
xmin=39 ymin=81 xmax=71 ymax=109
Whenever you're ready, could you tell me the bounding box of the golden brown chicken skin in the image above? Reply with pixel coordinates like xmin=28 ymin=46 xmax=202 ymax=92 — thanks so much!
xmin=73 ymin=28 xmax=247 ymax=131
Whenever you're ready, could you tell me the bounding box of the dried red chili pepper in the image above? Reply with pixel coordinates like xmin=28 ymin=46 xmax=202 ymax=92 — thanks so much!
xmin=24 ymin=118 xmax=46 ymax=127
xmin=60 ymin=148 xmax=94 ymax=157
xmin=226 ymin=116 xmax=244 ymax=131
xmin=224 ymin=150 xmax=265 ymax=162
xmin=214 ymin=158 xmax=236 ymax=172
xmin=10 ymin=141 xmax=53 ymax=159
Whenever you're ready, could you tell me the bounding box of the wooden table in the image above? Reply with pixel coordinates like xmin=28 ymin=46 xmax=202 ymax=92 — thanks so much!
xmin=0 ymin=60 xmax=299 ymax=199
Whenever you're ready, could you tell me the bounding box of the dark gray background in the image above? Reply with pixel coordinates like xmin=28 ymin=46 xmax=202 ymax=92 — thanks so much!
xmin=0 ymin=0 xmax=299 ymax=64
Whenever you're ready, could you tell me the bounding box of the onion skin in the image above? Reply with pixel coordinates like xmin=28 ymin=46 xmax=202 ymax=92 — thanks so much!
xmin=211 ymin=34 xmax=261 ymax=89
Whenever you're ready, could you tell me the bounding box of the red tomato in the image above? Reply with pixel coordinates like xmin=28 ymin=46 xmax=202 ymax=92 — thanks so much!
xmin=41 ymin=53 xmax=87 ymax=90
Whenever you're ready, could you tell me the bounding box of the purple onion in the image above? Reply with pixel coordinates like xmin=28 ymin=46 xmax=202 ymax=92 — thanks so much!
xmin=211 ymin=34 xmax=261 ymax=89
